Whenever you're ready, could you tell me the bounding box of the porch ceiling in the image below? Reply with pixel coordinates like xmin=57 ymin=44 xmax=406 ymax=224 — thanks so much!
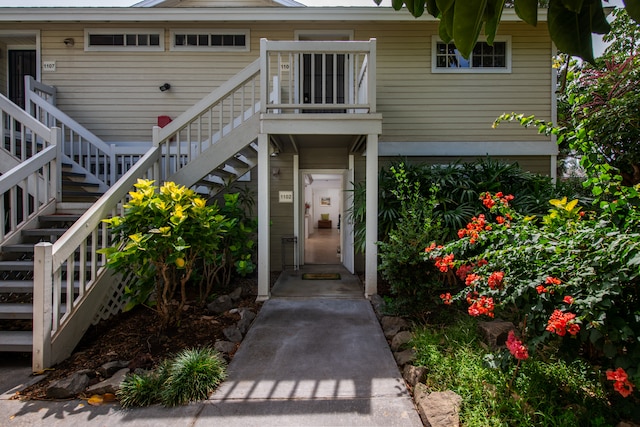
xmin=271 ymin=134 xmax=364 ymax=154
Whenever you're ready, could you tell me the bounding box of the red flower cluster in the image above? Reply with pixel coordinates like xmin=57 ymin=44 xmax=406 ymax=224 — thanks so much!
xmin=546 ymin=309 xmax=580 ymax=336
xmin=606 ymin=367 xmax=635 ymax=398
xmin=465 ymin=273 xmax=481 ymax=287
xmin=506 ymin=330 xmax=529 ymax=360
xmin=563 ymin=295 xmax=574 ymax=305
xmin=424 ymin=242 xmax=443 ymax=253
xmin=536 ymin=285 xmax=548 ymax=294
xmin=456 ymin=264 xmax=474 ymax=281
xmin=546 ymin=276 xmax=562 ymax=285
xmin=467 ymin=294 xmax=495 ymax=318
xmin=487 ymin=271 xmax=505 ymax=290
xmin=457 ymin=214 xmax=491 ymax=243
xmin=434 ymin=253 xmax=455 ymax=272
xmin=481 ymin=192 xmax=515 ymax=210
xmin=440 ymin=292 xmax=453 ymax=305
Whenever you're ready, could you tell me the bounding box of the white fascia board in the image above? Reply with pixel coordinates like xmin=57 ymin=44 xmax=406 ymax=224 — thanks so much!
xmin=0 ymin=7 xmax=546 ymax=23
xmin=132 ymin=0 xmax=305 ymax=7
xmin=378 ymin=141 xmax=559 ymax=157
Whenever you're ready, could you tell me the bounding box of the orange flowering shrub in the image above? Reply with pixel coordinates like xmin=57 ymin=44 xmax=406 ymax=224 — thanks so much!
xmin=425 ymin=192 xmax=640 ymax=399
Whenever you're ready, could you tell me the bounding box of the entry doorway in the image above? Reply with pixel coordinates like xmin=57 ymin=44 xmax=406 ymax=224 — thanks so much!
xmin=303 ymin=172 xmax=342 ymax=265
xmin=8 ymin=49 xmax=36 ymax=108
xmin=300 ymin=165 xmax=354 ymax=273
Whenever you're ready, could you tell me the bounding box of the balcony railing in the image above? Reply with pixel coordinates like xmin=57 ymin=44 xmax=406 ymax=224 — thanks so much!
xmin=260 ymin=38 xmax=376 ymax=114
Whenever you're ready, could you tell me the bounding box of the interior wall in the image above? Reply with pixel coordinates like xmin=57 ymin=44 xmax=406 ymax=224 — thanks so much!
xmin=311 ymin=186 xmax=341 ymax=229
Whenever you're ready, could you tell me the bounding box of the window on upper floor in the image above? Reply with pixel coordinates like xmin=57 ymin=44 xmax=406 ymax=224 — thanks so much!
xmin=170 ymin=30 xmax=250 ymax=52
xmin=85 ymin=29 xmax=164 ymax=51
xmin=432 ymin=36 xmax=511 ymax=73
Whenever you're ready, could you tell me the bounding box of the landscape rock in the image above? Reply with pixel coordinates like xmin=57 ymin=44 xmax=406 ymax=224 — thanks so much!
xmin=477 ymin=319 xmax=515 ymax=349
xmin=223 ymin=326 xmax=243 ymax=343
xmin=414 ymin=385 xmax=462 ymax=427
xmin=617 ymin=422 xmax=640 ymax=427
xmin=369 ymin=294 xmax=386 ymax=320
xmin=97 ymin=360 xmax=129 ymax=378
xmin=207 ymin=295 xmax=233 ymax=314
xmin=214 ymin=340 xmax=237 ymax=356
xmin=229 ymin=287 xmax=243 ymax=302
xmin=394 ymin=348 xmax=416 ymax=366
xmin=46 ymin=372 xmax=90 ymax=399
xmin=237 ymin=308 xmax=257 ymax=334
xmin=391 ymin=330 xmax=413 ymax=351
xmin=86 ymin=368 xmax=130 ymax=395
xmin=403 ymin=364 xmax=428 ymax=387
xmin=381 ymin=316 xmax=410 ymax=339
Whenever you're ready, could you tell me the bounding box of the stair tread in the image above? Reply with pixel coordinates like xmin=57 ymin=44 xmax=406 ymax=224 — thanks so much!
xmin=0 ymin=280 xmax=34 ymax=293
xmin=63 ymin=181 xmax=101 ymax=188
xmin=2 ymin=243 xmax=37 ymax=252
xmin=0 ymin=303 xmax=33 ymax=319
xmin=0 ymin=331 xmax=32 ymax=351
xmin=38 ymin=214 xmax=82 ymax=222
xmin=62 ymin=171 xmax=86 ymax=178
xmin=22 ymin=228 xmax=68 ymax=236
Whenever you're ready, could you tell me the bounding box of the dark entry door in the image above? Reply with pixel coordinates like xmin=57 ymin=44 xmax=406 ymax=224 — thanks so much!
xmin=301 ymin=53 xmax=346 ymax=113
xmin=8 ymin=50 xmax=37 ymax=108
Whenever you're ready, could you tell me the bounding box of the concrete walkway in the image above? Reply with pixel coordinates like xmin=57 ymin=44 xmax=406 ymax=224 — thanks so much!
xmin=0 ymin=266 xmax=422 ymax=426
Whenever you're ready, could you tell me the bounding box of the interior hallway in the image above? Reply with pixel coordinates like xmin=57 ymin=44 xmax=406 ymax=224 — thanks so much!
xmin=305 ymin=228 xmax=340 ymax=264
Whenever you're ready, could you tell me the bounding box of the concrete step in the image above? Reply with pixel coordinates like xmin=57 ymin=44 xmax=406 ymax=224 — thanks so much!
xmin=0 ymin=331 xmax=32 ymax=352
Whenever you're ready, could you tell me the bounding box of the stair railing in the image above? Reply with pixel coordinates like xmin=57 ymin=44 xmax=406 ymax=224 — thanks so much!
xmin=25 ymin=77 xmax=151 ymax=190
xmin=154 ymin=59 xmax=261 ymax=181
xmin=0 ymin=94 xmax=62 ymax=242
xmin=32 ymin=58 xmax=265 ymax=371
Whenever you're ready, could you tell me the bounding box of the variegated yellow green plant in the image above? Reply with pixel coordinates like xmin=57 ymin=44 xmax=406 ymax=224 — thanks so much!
xmin=99 ymin=179 xmax=233 ymax=328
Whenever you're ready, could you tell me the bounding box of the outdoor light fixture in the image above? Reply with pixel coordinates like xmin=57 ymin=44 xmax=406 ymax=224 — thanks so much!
xmin=63 ymin=38 xmax=75 ymax=47
xmin=159 ymin=83 xmax=171 ymax=92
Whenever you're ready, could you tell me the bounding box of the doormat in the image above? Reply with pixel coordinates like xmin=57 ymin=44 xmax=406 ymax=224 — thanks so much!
xmin=302 ymin=273 xmax=341 ymax=280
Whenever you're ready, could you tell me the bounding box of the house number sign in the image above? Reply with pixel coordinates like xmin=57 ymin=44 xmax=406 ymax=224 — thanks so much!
xmin=279 ymin=191 xmax=293 ymax=203
xmin=280 ymin=63 xmax=290 ymax=72
xmin=43 ymin=61 xmax=56 ymax=72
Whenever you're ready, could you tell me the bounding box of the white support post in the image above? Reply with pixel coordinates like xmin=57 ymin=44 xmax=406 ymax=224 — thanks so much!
xmin=257 ymin=132 xmax=271 ymax=301
xmin=368 ymin=39 xmax=377 ymax=113
xmin=293 ymin=154 xmax=300 ymax=269
xmin=260 ymin=38 xmax=269 ymax=114
xmin=152 ymin=125 xmax=161 ymax=181
xmin=365 ymin=133 xmax=378 ymax=298
xmin=51 ymin=127 xmax=62 ymax=202
xmin=33 ymin=242 xmax=53 ymax=372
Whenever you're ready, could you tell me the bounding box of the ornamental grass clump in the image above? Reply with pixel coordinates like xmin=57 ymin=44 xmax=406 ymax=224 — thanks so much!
xmin=117 ymin=347 xmax=226 ymax=408
xmin=160 ymin=346 xmax=227 ymax=406
xmin=426 ymin=191 xmax=640 ymax=409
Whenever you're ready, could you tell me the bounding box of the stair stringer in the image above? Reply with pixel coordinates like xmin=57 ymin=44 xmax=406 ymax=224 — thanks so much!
xmin=167 ymin=114 xmax=260 ymax=191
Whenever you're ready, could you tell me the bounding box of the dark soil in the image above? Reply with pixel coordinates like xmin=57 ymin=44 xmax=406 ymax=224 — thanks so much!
xmin=15 ymin=275 xmax=262 ymax=400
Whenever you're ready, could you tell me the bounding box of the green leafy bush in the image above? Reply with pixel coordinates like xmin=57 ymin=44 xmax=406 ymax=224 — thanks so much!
xmin=100 ymin=180 xmax=256 ymax=328
xmin=377 ymin=164 xmax=446 ymax=314
xmin=349 ymin=158 xmax=562 ymax=252
xmin=412 ymin=317 xmax=613 ymax=426
xmin=427 ymin=191 xmax=640 ymax=408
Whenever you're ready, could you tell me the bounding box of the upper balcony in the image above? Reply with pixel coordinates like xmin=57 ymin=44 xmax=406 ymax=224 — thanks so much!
xmin=260 ymin=38 xmax=376 ymax=116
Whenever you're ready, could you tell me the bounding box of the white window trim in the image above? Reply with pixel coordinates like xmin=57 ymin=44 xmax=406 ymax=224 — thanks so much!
xmin=84 ymin=28 xmax=165 ymax=52
xmin=170 ymin=29 xmax=250 ymax=52
xmin=431 ymin=35 xmax=512 ymax=74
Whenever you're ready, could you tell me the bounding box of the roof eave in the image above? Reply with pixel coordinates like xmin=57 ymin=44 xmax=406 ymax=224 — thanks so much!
xmin=0 ymin=7 xmax=547 ymax=23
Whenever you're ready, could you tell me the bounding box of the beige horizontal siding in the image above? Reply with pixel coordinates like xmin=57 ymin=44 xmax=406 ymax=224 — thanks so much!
xmin=3 ymin=19 xmax=552 ymax=144
xmin=380 ymin=155 xmax=552 ymax=175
